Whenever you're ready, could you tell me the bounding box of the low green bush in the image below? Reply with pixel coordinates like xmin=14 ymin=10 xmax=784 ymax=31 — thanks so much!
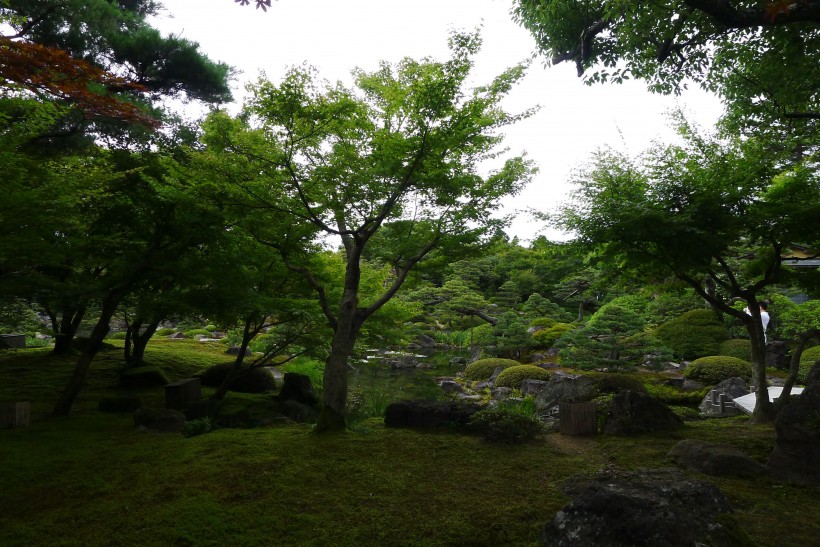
xmin=155 ymin=328 xmax=176 ymax=337
xmin=184 ymin=329 xmax=212 ymax=338
xmin=586 ymin=372 xmax=646 ymax=394
xmin=108 ymin=332 xmax=127 ymax=340
xmin=468 ymin=405 xmax=542 ymax=443
xmin=531 ymin=322 xmax=573 ymax=348
xmin=528 ymin=317 xmax=557 ymax=329
xmin=463 ymin=358 xmax=520 ymax=381
xmin=683 ymin=355 xmax=752 ymax=384
xmin=654 ymin=309 xmax=729 ymax=360
xmin=182 ymin=417 xmax=213 ymax=437
xmin=719 ymin=339 xmax=752 ymax=361
xmin=494 ymin=365 xmax=551 ymax=389
xmin=798 ymin=345 xmax=820 ymax=384
xmin=644 ymin=383 xmax=709 ymax=405
xmin=204 ymin=324 xmax=218 ymax=332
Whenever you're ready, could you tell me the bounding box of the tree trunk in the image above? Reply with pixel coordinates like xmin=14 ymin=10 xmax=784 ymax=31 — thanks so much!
xmin=51 ymin=304 xmax=87 ymax=355
xmin=51 ymin=295 xmax=120 ymax=417
xmin=211 ymin=319 xmax=254 ymax=401
xmin=773 ymin=333 xmax=812 ymax=414
xmin=125 ymin=318 xmax=160 ymax=367
xmin=747 ymin=313 xmax=774 ymax=422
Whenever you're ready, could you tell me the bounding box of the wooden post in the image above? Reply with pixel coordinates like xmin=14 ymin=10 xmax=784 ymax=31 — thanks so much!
xmin=1 ymin=401 xmax=31 ymax=428
xmin=559 ymin=401 xmax=597 ymax=436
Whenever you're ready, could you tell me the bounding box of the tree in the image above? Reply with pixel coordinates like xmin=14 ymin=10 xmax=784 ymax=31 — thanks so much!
xmin=558 ymin=127 xmax=820 ymax=421
xmin=201 ymin=32 xmax=536 ymax=430
xmin=772 ymin=297 xmax=820 ymax=411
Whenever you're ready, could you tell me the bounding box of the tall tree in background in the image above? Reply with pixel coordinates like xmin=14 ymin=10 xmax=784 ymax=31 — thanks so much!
xmin=201 ymin=32 xmax=536 ymax=430
xmin=559 ymin=125 xmax=820 ymax=421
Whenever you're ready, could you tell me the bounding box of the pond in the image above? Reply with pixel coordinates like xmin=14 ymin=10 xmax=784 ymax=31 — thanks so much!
xmin=347 ymin=348 xmax=470 ymax=414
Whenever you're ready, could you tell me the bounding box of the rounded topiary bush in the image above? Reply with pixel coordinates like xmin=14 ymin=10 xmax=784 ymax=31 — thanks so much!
xmin=199 ymin=362 xmax=276 ymax=393
xmin=494 ymin=365 xmax=551 ymax=389
xmin=468 ymin=406 xmax=542 ymax=443
xmin=654 ymin=309 xmax=729 ymax=360
xmin=156 ymin=327 xmax=176 ymax=337
xmin=531 ymin=322 xmax=574 ymax=348
xmin=184 ymin=328 xmax=212 ymax=338
xmin=719 ymin=339 xmax=752 ymax=361
xmin=463 ymin=358 xmax=520 ymax=381
xmin=683 ymin=355 xmax=752 ymax=384
xmin=529 ymin=317 xmax=557 ymax=329
xmin=798 ymin=345 xmax=820 ymax=383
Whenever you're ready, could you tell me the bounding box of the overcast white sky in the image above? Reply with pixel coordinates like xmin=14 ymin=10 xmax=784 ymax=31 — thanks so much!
xmin=151 ymin=0 xmax=724 ymax=242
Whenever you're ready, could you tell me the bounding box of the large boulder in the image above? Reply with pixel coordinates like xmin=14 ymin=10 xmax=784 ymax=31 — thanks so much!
xmin=199 ymin=363 xmax=276 ymax=394
xmin=768 ymin=361 xmax=820 ymax=486
xmin=534 ymin=372 xmax=597 ymax=413
xmin=120 ymin=366 xmax=169 ymax=389
xmin=603 ymin=391 xmax=683 ymax=435
xmin=541 ymin=468 xmax=745 ymax=546
xmin=698 ymin=377 xmax=748 ymax=417
xmin=278 ymin=373 xmax=318 ymax=407
xmin=384 ymin=400 xmax=480 ymax=429
xmin=669 ymin=439 xmax=765 ymax=478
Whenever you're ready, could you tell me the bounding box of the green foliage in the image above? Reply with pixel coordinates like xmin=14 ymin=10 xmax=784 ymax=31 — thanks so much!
xmin=463 ymin=358 xmax=520 ymax=381
xmin=182 ymin=417 xmax=213 ymax=438
xmin=719 ymin=339 xmax=752 ymax=361
xmin=494 ymin=365 xmax=551 ymax=389
xmin=654 ymin=310 xmax=729 ymax=360
xmin=528 ymin=317 xmax=557 ymax=328
xmin=798 ymin=346 xmax=820 ymax=384
xmin=280 ymin=358 xmax=324 ymax=391
xmin=431 ymin=330 xmax=470 ymax=348
xmin=644 ymin=383 xmax=710 ymax=406
xmin=155 ymin=328 xmax=176 ymax=337
xmin=204 ymin=324 xmax=217 ymax=332
xmin=468 ymin=405 xmax=543 ymax=443
xmin=108 ymin=332 xmax=127 ymax=340
xmin=684 ymin=356 xmax=752 ymax=385
xmin=531 ymin=322 xmax=573 ymax=349
xmin=586 ymin=372 xmax=646 ymax=394
xmin=184 ymin=328 xmax=212 ymax=338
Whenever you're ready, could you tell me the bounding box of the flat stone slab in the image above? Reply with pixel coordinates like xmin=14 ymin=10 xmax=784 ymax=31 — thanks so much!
xmin=732 ymin=386 xmax=804 ymax=415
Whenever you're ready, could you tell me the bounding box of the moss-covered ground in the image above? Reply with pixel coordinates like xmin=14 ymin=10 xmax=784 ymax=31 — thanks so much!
xmin=1 ymin=343 xmax=818 ymax=546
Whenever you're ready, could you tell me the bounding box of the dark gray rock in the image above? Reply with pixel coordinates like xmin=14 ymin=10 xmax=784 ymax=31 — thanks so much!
xmin=491 ymin=387 xmax=513 ymax=401
xmin=384 ymin=400 xmax=480 ymax=429
xmin=698 ymin=377 xmax=748 ymax=417
xmin=133 ymin=407 xmax=186 ymax=433
xmin=278 ymin=372 xmax=318 ymax=407
xmin=169 ymin=332 xmax=185 ymax=339
xmin=439 ymin=380 xmax=465 ymax=395
xmin=281 ymin=399 xmax=318 ymax=423
xmin=768 ymin=361 xmax=820 ymax=487
xmin=120 ymin=366 xmax=169 ymax=389
xmin=450 ymin=356 xmax=467 ymax=365
xmin=603 ymin=391 xmax=683 ymax=435
xmin=98 ymin=395 xmax=141 ymax=413
xmin=669 ymin=439 xmax=765 ymax=478
xmin=520 ymin=379 xmax=549 ymax=398
xmin=534 ymin=372 xmax=597 ymax=413
xmin=226 ymin=345 xmax=252 ymax=356
xmin=487 ymin=366 xmax=505 ymax=386
xmin=199 ymin=363 xmax=276 ymax=394
xmin=541 ymin=468 xmax=744 ymax=547
xmin=415 ymin=334 xmax=437 ymax=348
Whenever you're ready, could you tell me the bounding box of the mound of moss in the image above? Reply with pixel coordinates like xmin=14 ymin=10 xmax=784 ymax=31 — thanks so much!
xmin=120 ymin=366 xmax=170 ymax=388
xmin=463 ymin=358 xmax=520 ymax=381
xmin=798 ymin=345 xmax=820 ymax=384
xmin=494 ymin=365 xmax=551 ymax=389
xmin=683 ymin=355 xmax=751 ymax=385
xmin=719 ymin=339 xmax=752 ymax=361
xmin=654 ymin=309 xmax=729 ymax=360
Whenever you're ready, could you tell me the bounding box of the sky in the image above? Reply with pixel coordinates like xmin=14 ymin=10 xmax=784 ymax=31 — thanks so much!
xmin=150 ymin=0 xmax=724 ymax=243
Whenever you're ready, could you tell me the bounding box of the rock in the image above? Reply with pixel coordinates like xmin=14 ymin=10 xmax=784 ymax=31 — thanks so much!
xmin=450 ymin=357 xmax=467 ymax=365
xmin=439 ymin=380 xmax=465 ymax=395
xmin=681 ymin=379 xmax=703 ymax=391
xmin=415 ymin=363 xmax=431 ymax=370
xmin=664 ymin=377 xmax=685 ymax=388
xmin=278 ymin=372 xmax=318 ymax=407
xmin=98 ymin=395 xmax=141 ymax=413
xmin=120 ymin=366 xmax=170 ymax=389
xmin=541 ymin=468 xmax=744 ymax=547
xmin=669 ymin=439 xmax=765 ymax=478
xmin=210 ymin=331 xmax=226 ymax=339
xmin=415 ymin=334 xmax=437 ymax=348
xmin=765 ymin=341 xmax=789 ymax=370
xmin=520 ymin=379 xmax=549 ymax=398
xmin=281 ymin=399 xmax=318 ymax=423
xmin=133 ymin=407 xmax=186 ymax=433
xmin=169 ymin=332 xmax=185 ymax=339
xmin=491 ymin=387 xmax=513 ymax=401
xmin=487 ymin=366 xmax=505 ymax=386
xmin=198 ymin=363 xmax=276 ymax=394
xmin=384 ymin=400 xmax=480 ymax=429
xmin=768 ymin=361 xmax=820 ymax=487
xmin=698 ymin=377 xmax=748 ymax=417
xmin=226 ymin=345 xmax=252 ymax=356
xmin=603 ymin=391 xmax=683 ymax=435
xmin=534 ymin=372 xmax=597 ymax=413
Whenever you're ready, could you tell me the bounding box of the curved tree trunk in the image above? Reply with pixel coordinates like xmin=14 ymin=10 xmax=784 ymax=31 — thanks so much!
xmin=51 ymin=304 xmax=87 ymax=355
xmin=125 ymin=318 xmax=160 ymax=367
xmin=747 ymin=313 xmax=774 ymax=423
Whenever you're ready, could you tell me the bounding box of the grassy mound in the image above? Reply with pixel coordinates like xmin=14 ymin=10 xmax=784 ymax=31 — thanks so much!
xmin=494 ymin=365 xmax=551 ymax=389
xmin=463 ymin=358 xmax=520 ymax=381
xmin=684 ymin=355 xmax=752 ymax=384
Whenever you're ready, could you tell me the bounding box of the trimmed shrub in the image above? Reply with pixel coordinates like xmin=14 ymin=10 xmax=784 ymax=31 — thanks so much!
xmin=654 ymin=309 xmax=729 ymax=360
xmin=468 ymin=406 xmax=542 ymax=443
xmin=531 ymin=322 xmax=574 ymax=348
xmin=156 ymin=328 xmax=176 ymax=337
xmin=529 ymin=317 xmax=557 ymax=329
xmin=463 ymin=358 xmax=520 ymax=381
xmin=683 ymin=355 xmax=752 ymax=385
xmin=719 ymin=339 xmax=752 ymax=361
xmin=184 ymin=329 xmax=212 ymax=338
xmin=644 ymin=383 xmax=709 ymax=406
xmin=495 ymin=365 xmax=551 ymax=389
xmin=798 ymin=345 xmax=820 ymax=384
xmin=587 ymin=372 xmax=647 ymax=394
xmin=204 ymin=324 xmax=217 ymax=332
